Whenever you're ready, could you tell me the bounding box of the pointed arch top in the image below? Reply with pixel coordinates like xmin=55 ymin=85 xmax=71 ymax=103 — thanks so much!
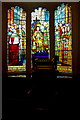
xmin=31 ymin=6 xmax=50 ymax=61
xmin=31 ymin=6 xmax=50 ymax=22
xmin=7 ymin=6 xmax=27 ymax=74
xmin=54 ymin=3 xmax=72 ymax=74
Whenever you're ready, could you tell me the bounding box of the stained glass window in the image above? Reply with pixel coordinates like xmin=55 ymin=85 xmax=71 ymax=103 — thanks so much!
xmin=54 ymin=4 xmax=72 ymax=73
xmin=7 ymin=6 xmax=26 ymax=73
xmin=31 ymin=7 xmax=50 ymax=62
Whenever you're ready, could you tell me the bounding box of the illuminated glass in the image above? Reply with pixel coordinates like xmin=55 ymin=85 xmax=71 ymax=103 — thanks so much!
xmin=7 ymin=6 xmax=26 ymax=73
xmin=54 ymin=4 xmax=72 ymax=73
xmin=8 ymin=75 xmax=26 ymax=78
xmin=31 ymin=7 xmax=50 ymax=62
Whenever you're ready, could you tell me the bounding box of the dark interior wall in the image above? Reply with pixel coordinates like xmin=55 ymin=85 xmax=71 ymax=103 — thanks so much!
xmin=2 ymin=2 xmax=80 ymax=78
xmin=78 ymin=2 xmax=80 ymax=78
xmin=2 ymin=3 xmax=7 ymax=76
xmin=0 ymin=2 xmax=2 ymax=120
xmin=71 ymin=2 xmax=79 ymax=79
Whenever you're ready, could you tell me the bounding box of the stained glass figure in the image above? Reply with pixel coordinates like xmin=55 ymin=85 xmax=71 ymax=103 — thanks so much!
xmin=54 ymin=4 xmax=72 ymax=73
xmin=7 ymin=6 xmax=26 ymax=72
xmin=31 ymin=7 xmax=50 ymax=61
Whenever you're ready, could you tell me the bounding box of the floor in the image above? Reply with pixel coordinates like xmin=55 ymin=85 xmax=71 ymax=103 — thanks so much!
xmin=2 ymin=71 xmax=80 ymax=119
